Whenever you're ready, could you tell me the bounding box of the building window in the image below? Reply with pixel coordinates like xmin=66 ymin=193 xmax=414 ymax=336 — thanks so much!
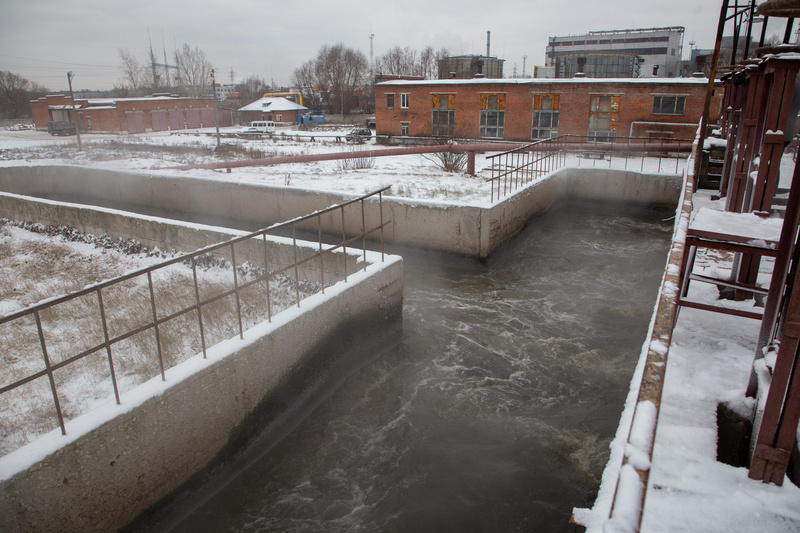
xmin=431 ymin=94 xmax=455 ymax=137
xmin=652 ymin=95 xmax=686 ymax=115
xmin=400 ymin=93 xmax=410 ymax=109
xmin=532 ymin=94 xmax=560 ymax=140
xmin=479 ymin=94 xmax=505 ymax=139
xmin=386 ymin=93 xmax=395 ymax=109
xmin=401 ymin=122 xmax=410 ymax=136
xmin=588 ymin=94 xmax=620 ymax=142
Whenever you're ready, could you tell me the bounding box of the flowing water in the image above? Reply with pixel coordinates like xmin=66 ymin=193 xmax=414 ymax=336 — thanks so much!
xmin=150 ymin=200 xmax=673 ymax=533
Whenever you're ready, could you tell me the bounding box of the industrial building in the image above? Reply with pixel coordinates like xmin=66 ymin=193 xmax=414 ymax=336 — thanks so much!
xmin=374 ymin=77 xmax=719 ymax=143
xmin=237 ymin=96 xmax=308 ymax=125
xmin=30 ymin=93 xmax=231 ymax=134
xmin=437 ymin=55 xmax=505 ymax=79
xmin=545 ymin=27 xmax=685 ymax=78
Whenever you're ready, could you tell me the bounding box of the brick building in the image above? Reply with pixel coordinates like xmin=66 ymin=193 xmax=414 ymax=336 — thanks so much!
xmin=30 ymin=94 xmax=232 ymax=134
xmin=238 ymin=96 xmax=308 ymax=125
xmin=374 ymin=77 xmax=721 ymax=143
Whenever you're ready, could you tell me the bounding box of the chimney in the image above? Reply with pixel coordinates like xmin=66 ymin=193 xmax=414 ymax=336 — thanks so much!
xmin=487 ymin=31 xmax=491 ymax=58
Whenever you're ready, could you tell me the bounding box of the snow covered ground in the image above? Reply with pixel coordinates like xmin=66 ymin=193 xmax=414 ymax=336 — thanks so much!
xmin=641 ymin=190 xmax=800 ymax=532
xmin=0 ymin=124 xmax=686 ymax=206
xmin=0 ymin=218 xmax=318 ymax=456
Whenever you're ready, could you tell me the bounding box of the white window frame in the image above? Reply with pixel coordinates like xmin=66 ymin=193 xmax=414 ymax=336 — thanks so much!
xmin=400 ymin=93 xmax=410 ymax=109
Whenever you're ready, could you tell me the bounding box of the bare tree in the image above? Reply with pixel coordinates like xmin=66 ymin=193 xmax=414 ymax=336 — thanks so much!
xmin=174 ymin=43 xmax=213 ymax=97
xmin=298 ymin=44 xmax=367 ymax=115
xmin=118 ymin=48 xmax=146 ymax=95
xmin=417 ymin=47 xmax=437 ymax=79
xmin=376 ymin=46 xmax=417 ymax=76
xmin=291 ymin=60 xmax=323 ymax=110
xmin=0 ymin=71 xmax=46 ymax=119
xmin=375 ymin=45 xmax=448 ymax=79
xmin=236 ymin=75 xmax=269 ymax=106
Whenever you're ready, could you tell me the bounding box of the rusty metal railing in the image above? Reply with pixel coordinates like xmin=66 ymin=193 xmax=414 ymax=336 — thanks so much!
xmin=0 ymin=187 xmax=391 ymax=451
xmin=487 ymin=137 xmax=567 ymax=202
xmin=487 ymin=135 xmax=694 ymax=203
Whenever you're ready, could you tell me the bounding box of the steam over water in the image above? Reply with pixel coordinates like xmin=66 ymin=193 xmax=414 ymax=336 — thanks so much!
xmin=162 ymin=200 xmax=673 ymax=532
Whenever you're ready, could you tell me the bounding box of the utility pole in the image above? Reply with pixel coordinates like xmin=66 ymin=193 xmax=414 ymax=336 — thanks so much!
xmin=211 ymin=68 xmax=221 ymax=150
xmin=370 ymin=33 xmax=375 ymax=73
xmin=66 ymin=71 xmax=82 ymax=151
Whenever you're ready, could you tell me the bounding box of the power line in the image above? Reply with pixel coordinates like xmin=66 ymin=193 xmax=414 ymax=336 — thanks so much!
xmin=0 ymin=53 xmax=118 ymax=69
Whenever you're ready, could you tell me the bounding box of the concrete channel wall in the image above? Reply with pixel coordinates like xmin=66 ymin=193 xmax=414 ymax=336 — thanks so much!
xmin=0 ymin=192 xmax=360 ymax=286
xmin=0 ymin=164 xmax=679 ymax=531
xmin=0 ymin=165 xmax=682 ymax=259
xmin=0 ymin=193 xmax=404 ymax=532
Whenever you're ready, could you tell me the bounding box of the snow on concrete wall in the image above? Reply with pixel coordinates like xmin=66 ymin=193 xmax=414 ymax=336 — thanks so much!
xmin=0 ymin=246 xmax=403 ymax=533
xmin=0 ymin=165 xmax=682 ymax=260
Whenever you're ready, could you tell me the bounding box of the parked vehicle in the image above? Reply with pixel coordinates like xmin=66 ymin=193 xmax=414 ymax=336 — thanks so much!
xmin=242 ymin=121 xmax=275 ymax=134
xmin=345 ymin=127 xmax=372 ymax=143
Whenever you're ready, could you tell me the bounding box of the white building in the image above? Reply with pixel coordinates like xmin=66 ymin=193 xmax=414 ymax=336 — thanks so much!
xmin=545 ymin=27 xmax=685 ymax=78
xmin=215 ymin=84 xmax=237 ymax=102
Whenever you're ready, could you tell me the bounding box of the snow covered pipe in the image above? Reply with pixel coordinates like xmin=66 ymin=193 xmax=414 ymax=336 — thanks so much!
xmin=171 ymin=142 xmax=691 ymax=171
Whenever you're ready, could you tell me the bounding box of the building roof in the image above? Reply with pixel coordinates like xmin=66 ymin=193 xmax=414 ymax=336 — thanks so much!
xmin=238 ymin=97 xmax=308 ymax=112
xmin=376 ymin=77 xmax=710 ymax=87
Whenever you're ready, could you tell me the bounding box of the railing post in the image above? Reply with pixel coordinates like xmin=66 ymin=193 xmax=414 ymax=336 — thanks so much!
xmin=229 ymin=243 xmax=244 ymax=339
xmin=96 ymin=287 xmax=121 ymax=405
xmin=147 ymin=271 xmax=166 ymax=380
xmin=379 ymin=190 xmax=385 ymax=261
xmin=341 ymin=206 xmax=348 ymax=283
xmin=318 ymin=214 xmax=325 ymax=293
xmin=292 ymin=223 xmax=301 ymax=307
xmin=34 ymin=309 xmax=66 ymax=436
xmin=361 ymin=198 xmax=367 ymax=270
xmin=191 ymin=256 xmax=207 ymax=358
xmin=262 ymin=233 xmax=272 ymax=322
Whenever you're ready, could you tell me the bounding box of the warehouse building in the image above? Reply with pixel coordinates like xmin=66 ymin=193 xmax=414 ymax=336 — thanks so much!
xmin=545 ymin=27 xmax=685 ymax=78
xmin=374 ymin=76 xmax=719 ymax=143
xmin=30 ymin=93 xmax=231 ymax=134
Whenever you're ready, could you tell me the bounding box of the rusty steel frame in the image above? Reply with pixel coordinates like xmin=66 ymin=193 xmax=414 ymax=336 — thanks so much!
xmin=0 ymin=187 xmax=391 ymax=441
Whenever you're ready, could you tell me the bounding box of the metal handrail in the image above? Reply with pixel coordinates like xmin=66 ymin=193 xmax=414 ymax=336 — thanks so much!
xmin=487 ymin=135 xmax=694 ymax=202
xmin=0 ymin=187 xmax=391 ymax=446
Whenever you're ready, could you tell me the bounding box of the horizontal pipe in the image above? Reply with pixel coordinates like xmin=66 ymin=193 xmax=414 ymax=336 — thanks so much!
xmin=171 ymin=141 xmax=690 ymax=171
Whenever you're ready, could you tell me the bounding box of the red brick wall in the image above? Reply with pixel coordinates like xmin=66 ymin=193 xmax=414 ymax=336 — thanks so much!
xmin=241 ymin=110 xmax=299 ymax=125
xmin=375 ymin=79 xmax=722 ymax=142
xmin=30 ymin=95 xmax=218 ymax=133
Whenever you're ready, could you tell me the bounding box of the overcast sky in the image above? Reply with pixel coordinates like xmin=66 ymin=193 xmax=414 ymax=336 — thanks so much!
xmin=0 ymin=0 xmax=790 ymax=92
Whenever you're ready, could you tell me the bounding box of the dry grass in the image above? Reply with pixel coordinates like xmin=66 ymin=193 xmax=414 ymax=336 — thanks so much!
xmin=0 ymin=222 xmax=320 ymax=455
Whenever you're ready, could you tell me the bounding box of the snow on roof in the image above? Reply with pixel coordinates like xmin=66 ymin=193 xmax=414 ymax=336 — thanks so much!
xmin=238 ymin=97 xmax=308 ymax=112
xmin=377 ymin=77 xmax=710 ymax=86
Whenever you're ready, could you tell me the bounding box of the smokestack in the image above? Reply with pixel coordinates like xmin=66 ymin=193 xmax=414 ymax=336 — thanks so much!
xmin=487 ymin=30 xmax=491 ymax=57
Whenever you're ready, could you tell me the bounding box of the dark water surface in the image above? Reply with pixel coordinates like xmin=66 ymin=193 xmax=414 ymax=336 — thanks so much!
xmin=157 ymin=200 xmax=673 ymax=532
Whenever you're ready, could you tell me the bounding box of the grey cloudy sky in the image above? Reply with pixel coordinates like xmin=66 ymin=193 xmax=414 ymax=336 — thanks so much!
xmin=0 ymin=0 xmax=787 ymax=92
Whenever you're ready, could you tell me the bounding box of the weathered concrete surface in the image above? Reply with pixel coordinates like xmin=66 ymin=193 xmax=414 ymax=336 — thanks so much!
xmin=0 ymin=192 xmax=359 ymax=285
xmin=0 ymin=249 xmax=403 ymax=533
xmin=0 ymin=165 xmax=682 ymax=259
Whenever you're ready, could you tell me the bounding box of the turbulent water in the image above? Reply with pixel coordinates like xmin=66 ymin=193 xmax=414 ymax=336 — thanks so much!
xmin=156 ymin=200 xmax=673 ymax=533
